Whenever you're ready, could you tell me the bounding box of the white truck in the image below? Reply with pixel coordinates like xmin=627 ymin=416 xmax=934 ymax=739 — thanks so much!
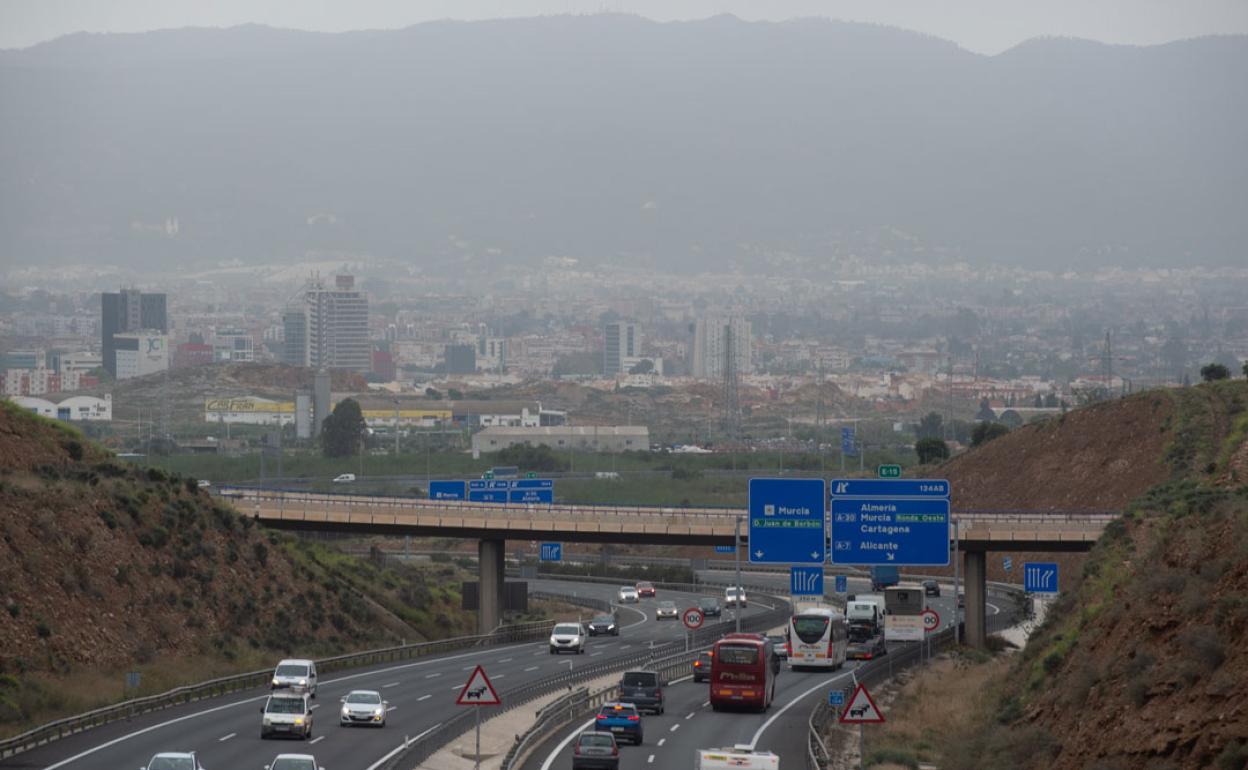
xmin=846 ymin=595 xmax=884 ymax=632
xmin=696 ymin=747 xmax=780 ymax=769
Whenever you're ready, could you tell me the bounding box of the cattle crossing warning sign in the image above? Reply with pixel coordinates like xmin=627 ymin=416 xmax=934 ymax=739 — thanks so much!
xmin=838 ymin=683 xmax=885 ymax=723
xmin=456 ymin=665 xmax=501 ymax=706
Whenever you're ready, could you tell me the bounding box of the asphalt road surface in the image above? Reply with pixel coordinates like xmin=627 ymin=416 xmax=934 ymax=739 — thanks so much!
xmin=8 ymin=580 xmax=771 ymax=770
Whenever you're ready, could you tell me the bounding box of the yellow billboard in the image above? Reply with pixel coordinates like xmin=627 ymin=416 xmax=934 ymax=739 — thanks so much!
xmin=205 ymin=397 xmax=295 ymax=413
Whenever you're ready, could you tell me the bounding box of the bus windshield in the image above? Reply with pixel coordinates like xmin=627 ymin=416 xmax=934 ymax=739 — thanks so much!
xmin=716 ymin=643 xmax=759 ymax=666
xmin=792 ymin=615 xmax=831 ymax=644
xmin=884 ymin=586 xmax=925 ymax=615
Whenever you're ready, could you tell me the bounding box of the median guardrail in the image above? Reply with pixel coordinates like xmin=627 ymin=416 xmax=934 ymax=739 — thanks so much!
xmin=378 ymin=598 xmax=793 ymax=770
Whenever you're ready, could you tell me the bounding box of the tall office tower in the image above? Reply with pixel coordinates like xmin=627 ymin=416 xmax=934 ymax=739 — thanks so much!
xmin=691 ymin=315 xmax=751 ymax=380
xmin=292 ymin=275 xmax=370 ymax=372
xmin=603 ymin=321 xmax=642 ymax=376
xmin=282 ymin=308 xmax=309 ymax=366
xmin=101 ymin=288 xmax=168 ymax=376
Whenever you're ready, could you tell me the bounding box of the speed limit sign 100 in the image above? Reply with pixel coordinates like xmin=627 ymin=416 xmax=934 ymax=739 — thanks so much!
xmin=682 ymin=608 xmax=705 ymax=630
xmin=921 ymin=609 xmax=940 ymax=632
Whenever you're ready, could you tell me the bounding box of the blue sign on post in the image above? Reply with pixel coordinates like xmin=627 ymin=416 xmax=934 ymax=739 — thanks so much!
xmin=748 ymin=478 xmax=826 ymax=564
xmin=715 ymin=545 xmax=736 ymax=554
xmin=835 ymin=574 xmax=847 ymax=594
xmin=509 ymin=489 xmax=553 ymax=504
xmin=540 ymin=543 xmax=562 ymax=562
xmin=830 ymin=493 xmax=951 ymax=566
xmin=512 ymin=478 xmax=555 ymax=490
xmin=468 ymin=490 xmax=509 ymax=503
xmin=429 ymin=480 xmax=466 ymax=501
xmin=1024 ymin=562 xmax=1059 ymax=593
xmin=828 ymin=690 xmax=845 ymax=707
xmin=790 ymin=566 xmax=824 ymax=596
xmin=841 ymin=427 xmax=856 ymax=456
xmin=1003 ymin=556 xmax=1013 ymax=572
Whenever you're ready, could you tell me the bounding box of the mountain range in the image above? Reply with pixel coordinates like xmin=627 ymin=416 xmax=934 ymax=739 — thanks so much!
xmin=1 ymin=15 xmax=1245 ymax=272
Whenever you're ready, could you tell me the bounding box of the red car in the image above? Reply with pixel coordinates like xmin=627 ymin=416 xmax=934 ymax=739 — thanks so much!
xmin=635 ymin=581 xmax=656 ymax=598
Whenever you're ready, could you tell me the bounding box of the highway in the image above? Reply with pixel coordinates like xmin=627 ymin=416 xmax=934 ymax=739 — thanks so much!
xmin=6 ymin=581 xmax=772 ymax=770
xmin=524 ymin=592 xmax=960 ymax=770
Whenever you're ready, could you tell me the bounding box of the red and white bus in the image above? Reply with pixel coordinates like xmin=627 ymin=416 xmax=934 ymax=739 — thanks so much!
xmin=709 ymin=633 xmax=780 ymax=712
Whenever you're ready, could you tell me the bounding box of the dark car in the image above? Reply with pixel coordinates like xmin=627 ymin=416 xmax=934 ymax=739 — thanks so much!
xmin=922 ymin=580 xmax=941 ymax=597
xmin=846 ymin=624 xmax=887 ymax=660
xmin=588 ymin=613 xmax=620 ymax=637
xmin=572 ymin=731 xmax=620 ymax=769
xmin=765 ymin=634 xmax=789 ymax=659
xmin=692 ymin=651 xmax=713 ymax=682
xmin=958 ymin=592 xmax=966 ymax=608
xmin=618 ymin=670 xmax=664 ymax=714
xmin=697 ymin=597 xmax=722 ymax=617
xmin=595 ymin=702 xmax=643 ymax=745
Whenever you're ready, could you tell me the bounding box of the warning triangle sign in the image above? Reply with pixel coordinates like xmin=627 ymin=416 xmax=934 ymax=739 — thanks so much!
xmin=455 ymin=665 xmax=502 ymax=706
xmin=838 ymin=683 xmax=884 ymax=724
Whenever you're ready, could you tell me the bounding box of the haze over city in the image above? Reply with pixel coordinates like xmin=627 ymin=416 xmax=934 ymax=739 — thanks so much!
xmin=1 ymin=4 xmax=1246 ymax=770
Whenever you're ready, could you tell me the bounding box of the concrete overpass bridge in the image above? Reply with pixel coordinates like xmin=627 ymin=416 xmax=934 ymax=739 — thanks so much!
xmin=218 ymin=488 xmax=1114 ymax=647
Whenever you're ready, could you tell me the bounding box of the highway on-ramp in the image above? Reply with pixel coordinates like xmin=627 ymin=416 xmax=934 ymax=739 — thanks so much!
xmin=6 ymin=581 xmax=770 ymax=770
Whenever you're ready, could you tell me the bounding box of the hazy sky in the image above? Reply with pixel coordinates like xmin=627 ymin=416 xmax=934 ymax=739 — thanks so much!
xmin=1 ymin=0 xmax=1245 ymax=53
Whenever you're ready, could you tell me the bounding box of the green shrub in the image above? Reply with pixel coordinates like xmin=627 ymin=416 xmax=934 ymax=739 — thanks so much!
xmin=35 ymin=619 xmax=51 ymax=639
xmin=864 ymin=748 xmax=919 ymax=769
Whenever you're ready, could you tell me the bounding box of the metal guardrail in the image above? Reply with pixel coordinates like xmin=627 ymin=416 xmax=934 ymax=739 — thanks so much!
xmin=0 ymin=594 xmax=607 ymax=760
xmin=804 ymin=588 xmax=1025 ymax=770
xmin=383 ymin=600 xmax=793 ymax=770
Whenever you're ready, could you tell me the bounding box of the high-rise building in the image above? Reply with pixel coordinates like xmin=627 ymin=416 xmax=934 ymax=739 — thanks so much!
xmin=477 ymin=335 xmax=507 ymax=372
xmin=282 ymin=276 xmax=369 ymax=371
xmin=101 ymin=289 xmax=167 ymax=376
xmin=692 ymin=315 xmax=752 ymax=380
xmin=113 ymin=332 xmax=169 ymax=380
xmin=604 ymin=322 xmax=642 ymax=376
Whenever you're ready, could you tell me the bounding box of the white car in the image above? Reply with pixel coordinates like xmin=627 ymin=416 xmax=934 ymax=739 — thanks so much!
xmin=271 ymin=659 xmax=318 ymax=696
xmin=340 ymin=689 xmax=388 ymax=727
xmin=141 ymin=752 xmax=204 ymax=770
xmin=655 ymin=600 xmax=679 ymax=619
xmin=725 ymin=586 xmax=748 ymax=608
xmin=332 ymin=473 xmax=356 ymax=483
xmin=196 ymin=479 xmax=211 ymax=489
xmin=617 ymin=586 xmax=639 ymax=603
xmin=549 ymin=622 xmax=587 ymax=654
xmin=265 ymin=754 xmax=324 ymax=770
xmin=260 ymin=694 xmax=313 ymax=740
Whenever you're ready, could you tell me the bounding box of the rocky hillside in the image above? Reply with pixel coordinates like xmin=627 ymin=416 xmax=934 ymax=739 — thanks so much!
xmin=0 ymin=400 xmax=472 ymax=733
xmin=958 ymin=381 xmax=1248 ymax=768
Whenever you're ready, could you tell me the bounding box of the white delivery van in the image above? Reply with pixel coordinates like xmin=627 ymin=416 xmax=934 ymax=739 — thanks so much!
xmin=696 ymin=746 xmax=780 ymax=769
xmin=847 ymin=600 xmax=883 ymax=629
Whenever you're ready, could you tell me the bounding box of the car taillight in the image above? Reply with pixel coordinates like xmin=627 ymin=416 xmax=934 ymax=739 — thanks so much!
xmin=597 ymin=713 xmax=607 ymax=720
xmin=613 ymin=745 xmax=620 ymax=756
xmin=627 ymin=715 xmax=640 ymax=721
xmin=575 ymin=744 xmax=581 ymax=755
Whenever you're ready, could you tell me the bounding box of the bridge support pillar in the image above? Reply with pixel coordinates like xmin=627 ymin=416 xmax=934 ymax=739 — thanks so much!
xmin=478 ymin=537 xmax=506 ymax=635
xmin=965 ymin=550 xmax=987 ymax=649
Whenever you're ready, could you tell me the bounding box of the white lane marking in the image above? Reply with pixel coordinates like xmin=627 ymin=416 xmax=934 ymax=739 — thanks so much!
xmin=669 ymin=724 xmax=680 ymax=732
xmin=524 ymin=666 xmax=539 ymax=672
xmin=987 ymin=601 xmax=1001 ymax=615
xmin=590 ymin=652 xmax=603 ymax=657
xmin=494 ymin=674 xmax=506 ymax=679
xmin=417 ymin=694 xmax=432 ymax=702
xmin=532 ymin=651 xmax=546 ymax=657
xmin=657 ymin=738 xmax=666 ymax=747
xmin=747 ymin=673 xmax=852 ymax=750
xmin=425 ymin=672 xmax=442 ymax=678
xmin=309 ymin=704 xmax=320 ymax=710
xmin=620 ymin=644 xmax=632 ymax=649
xmin=701 ymin=701 xmax=710 ymax=707
xmin=685 ymin=712 xmax=695 ymax=720
xmin=382 ymin=681 xmax=400 ymax=688
xmin=539 ymin=718 xmax=597 ymax=770
xmin=385 ymin=706 xmax=397 ymax=712
xmin=648 ymin=755 xmax=655 ymax=764
xmin=365 ymin=722 xmax=442 ymax=770
xmin=463 ymin=665 xmax=477 ymax=671
xmin=451 ymin=685 xmax=461 ymax=690
xmin=309 ymin=735 xmax=324 ymax=745
xmin=499 ymin=658 xmax=513 ymax=663
xmin=217 ymin=733 xmax=235 ymax=742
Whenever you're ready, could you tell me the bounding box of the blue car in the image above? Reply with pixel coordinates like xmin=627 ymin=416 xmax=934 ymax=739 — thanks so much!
xmin=594 ymin=702 xmax=643 ymax=745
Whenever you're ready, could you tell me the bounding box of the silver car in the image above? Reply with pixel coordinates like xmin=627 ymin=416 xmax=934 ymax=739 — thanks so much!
xmin=271 ymin=659 xmax=317 ymax=697
xmin=655 ymin=601 xmax=679 ymax=619
xmin=260 ymin=694 xmax=313 ymax=740
xmin=550 ymin=622 xmax=587 ymax=654
xmin=265 ymin=754 xmax=323 ymax=770
xmin=141 ymin=752 xmax=204 ymax=770
xmin=617 ymin=586 xmax=639 ymax=603
xmin=340 ymin=689 xmax=388 ymax=727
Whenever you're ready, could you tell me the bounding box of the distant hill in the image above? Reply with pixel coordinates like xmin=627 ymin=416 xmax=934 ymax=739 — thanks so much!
xmin=1 ymin=17 xmax=1245 ymax=272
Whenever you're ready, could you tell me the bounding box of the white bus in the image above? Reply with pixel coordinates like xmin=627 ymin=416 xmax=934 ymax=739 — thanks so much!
xmin=883 ymin=583 xmax=927 ymax=642
xmin=787 ymin=607 xmax=848 ymax=670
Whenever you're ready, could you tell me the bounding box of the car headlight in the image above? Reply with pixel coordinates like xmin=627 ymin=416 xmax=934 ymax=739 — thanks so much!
xmin=272 ymin=678 xmax=280 ymax=686
xmin=263 ymin=717 xmax=272 ymax=725
xmin=374 ymin=707 xmax=384 ymax=716
xmin=298 ymin=679 xmax=307 ymax=686
xmin=608 ymin=624 xmax=615 ymax=629
xmin=341 ymin=707 xmax=350 ymax=716
xmin=294 ymin=718 xmax=304 ymax=725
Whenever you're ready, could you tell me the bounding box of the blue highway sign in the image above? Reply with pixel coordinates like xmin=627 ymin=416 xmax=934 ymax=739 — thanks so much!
xmin=830 ymin=479 xmax=950 ymax=498
xmin=509 ymin=489 xmax=553 ymax=504
xmin=790 ymin=566 xmax=824 ymax=596
xmin=468 ymin=490 xmax=508 ymax=503
xmin=841 ymin=427 xmax=856 ymax=456
xmin=1003 ymin=556 xmax=1013 ymax=572
xmin=1024 ymin=562 xmax=1059 ymax=593
xmin=830 ymin=497 xmax=950 ymax=566
xmin=429 ymin=481 xmax=466 ymax=500
xmin=835 ymin=574 xmax=847 ymax=593
xmin=748 ymin=478 xmax=826 ymax=564
xmin=828 ymin=690 xmax=845 ymax=707
xmin=512 ymin=478 xmax=555 ymax=490
xmin=715 ymin=545 xmax=736 ymax=554
xmin=540 ymin=543 xmax=562 ymax=562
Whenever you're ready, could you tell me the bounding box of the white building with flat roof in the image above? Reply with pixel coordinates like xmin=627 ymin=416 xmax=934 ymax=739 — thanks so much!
xmin=472 ymin=425 xmax=649 ymax=455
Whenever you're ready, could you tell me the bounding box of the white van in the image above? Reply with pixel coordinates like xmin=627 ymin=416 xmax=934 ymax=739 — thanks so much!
xmin=332 ymin=473 xmax=356 ymax=483
xmin=696 ymin=747 xmax=779 ymax=769
xmin=271 ymin=659 xmax=318 ymax=696
xmin=846 ymin=599 xmax=883 ymax=630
